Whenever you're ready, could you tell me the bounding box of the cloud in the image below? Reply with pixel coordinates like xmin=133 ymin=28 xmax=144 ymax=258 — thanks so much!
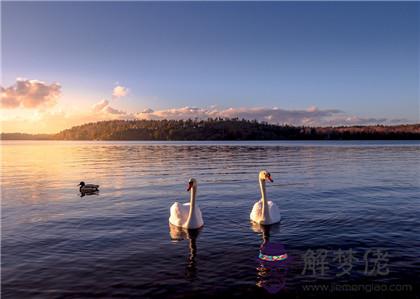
xmin=103 ymin=106 xmax=126 ymax=115
xmin=136 ymin=106 xmax=216 ymax=120
xmin=306 ymin=106 xmax=318 ymax=113
xmin=91 ymin=99 xmax=129 ymax=116
xmin=92 ymin=99 xmax=109 ymax=112
xmin=142 ymin=108 xmax=154 ymax=113
xmin=134 ymin=106 xmax=381 ymax=126
xmin=1 ymin=78 xmax=61 ymax=109
xmin=1 ymin=87 xmax=21 ymax=108
xmin=133 ymin=105 xmax=409 ymax=126
xmin=389 ymin=118 xmax=410 ymax=124
xmin=1 ymin=77 xmax=412 ymax=133
xmin=112 ymin=85 xmax=128 ymax=98
xmin=325 ymin=116 xmax=389 ymax=126
xmin=92 ymin=84 xmax=129 ymax=115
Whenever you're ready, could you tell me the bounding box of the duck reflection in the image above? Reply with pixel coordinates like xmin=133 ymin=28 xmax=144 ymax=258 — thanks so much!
xmin=169 ymin=224 xmax=202 ymax=280
xmin=251 ymin=222 xmax=288 ymax=294
xmin=80 ymin=190 xmax=99 ymax=198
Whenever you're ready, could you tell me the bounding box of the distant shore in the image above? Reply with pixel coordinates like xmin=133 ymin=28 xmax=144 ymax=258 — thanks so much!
xmin=2 ymin=119 xmax=420 ymax=140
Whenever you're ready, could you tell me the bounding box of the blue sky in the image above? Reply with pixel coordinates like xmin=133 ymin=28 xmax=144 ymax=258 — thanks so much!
xmin=1 ymin=2 xmax=419 ymax=133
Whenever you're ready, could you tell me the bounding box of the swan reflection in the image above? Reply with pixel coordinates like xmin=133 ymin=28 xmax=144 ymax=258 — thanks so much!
xmin=251 ymin=222 xmax=288 ymax=294
xmin=169 ymin=224 xmax=202 ymax=280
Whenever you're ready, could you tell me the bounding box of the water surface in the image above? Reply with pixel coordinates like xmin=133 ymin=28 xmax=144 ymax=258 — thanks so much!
xmin=2 ymin=141 xmax=419 ymax=298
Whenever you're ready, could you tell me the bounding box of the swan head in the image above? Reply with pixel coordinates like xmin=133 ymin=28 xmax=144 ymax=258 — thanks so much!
xmin=259 ymin=170 xmax=273 ymax=182
xmin=78 ymin=181 xmax=85 ymax=186
xmin=187 ymin=178 xmax=197 ymax=191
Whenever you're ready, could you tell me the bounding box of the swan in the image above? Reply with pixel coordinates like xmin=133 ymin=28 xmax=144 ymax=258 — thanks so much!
xmin=169 ymin=178 xmax=204 ymax=229
xmin=78 ymin=181 xmax=99 ymax=193
xmin=250 ymin=170 xmax=280 ymax=225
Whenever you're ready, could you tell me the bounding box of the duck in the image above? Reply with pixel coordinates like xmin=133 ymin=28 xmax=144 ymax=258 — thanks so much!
xmin=78 ymin=181 xmax=99 ymax=193
xmin=169 ymin=178 xmax=204 ymax=229
xmin=250 ymin=170 xmax=281 ymax=225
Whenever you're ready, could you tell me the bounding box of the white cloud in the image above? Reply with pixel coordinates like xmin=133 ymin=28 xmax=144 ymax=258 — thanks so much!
xmin=1 ymin=78 xmax=61 ymax=109
xmin=112 ymin=85 xmax=128 ymax=98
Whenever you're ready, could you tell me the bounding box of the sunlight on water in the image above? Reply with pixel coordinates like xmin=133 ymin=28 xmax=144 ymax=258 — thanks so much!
xmin=2 ymin=141 xmax=419 ymax=298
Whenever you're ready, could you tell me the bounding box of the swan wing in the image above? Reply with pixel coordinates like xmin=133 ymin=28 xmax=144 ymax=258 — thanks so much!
xmin=196 ymin=205 xmax=203 ymax=223
xmin=250 ymin=200 xmax=281 ymax=224
xmin=267 ymin=201 xmax=281 ymax=223
xmin=250 ymin=200 xmax=263 ymax=223
xmin=169 ymin=202 xmax=189 ymax=227
xmin=187 ymin=204 xmax=204 ymax=229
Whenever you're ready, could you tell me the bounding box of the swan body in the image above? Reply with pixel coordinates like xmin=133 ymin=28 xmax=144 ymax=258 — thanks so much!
xmin=250 ymin=170 xmax=280 ymax=225
xmin=251 ymin=200 xmax=280 ymax=225
xmin=169 ymin=178 xmax=204 ymax=229
xmin=78 ymin=181 xmax=99 ymax=192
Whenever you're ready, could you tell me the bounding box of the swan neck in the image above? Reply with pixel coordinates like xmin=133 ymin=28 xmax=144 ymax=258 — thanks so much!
xmin=187 ymin=186 xmax=197 ymax=222
xmin=259 ymin=178 xmax=270 ymax=221
xmin=259 ymin=179 xmax=267 ymax=202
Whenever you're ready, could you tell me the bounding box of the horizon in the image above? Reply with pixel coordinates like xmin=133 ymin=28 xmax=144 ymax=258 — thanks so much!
xmin=2 ymin=118 xmax=419 ymax=138
xmin=1 ymin=2 xmax=419 ymax=133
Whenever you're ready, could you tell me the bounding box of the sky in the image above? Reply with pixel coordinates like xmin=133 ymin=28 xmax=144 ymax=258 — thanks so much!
xmin=1 ymin=1 xmax=419 ymax=133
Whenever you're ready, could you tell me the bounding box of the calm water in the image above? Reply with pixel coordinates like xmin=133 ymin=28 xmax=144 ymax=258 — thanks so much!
xmin=2 ymin=141 xmax=419 ymax=298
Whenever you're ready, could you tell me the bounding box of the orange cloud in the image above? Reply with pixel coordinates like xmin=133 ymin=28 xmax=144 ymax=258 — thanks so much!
xmin=1 ymin=78 xmax=61 ymax=109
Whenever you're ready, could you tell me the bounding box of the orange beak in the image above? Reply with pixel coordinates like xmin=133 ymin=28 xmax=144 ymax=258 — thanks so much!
xmin=187 ymin=182 xmax=193 ymax=191
xmin=267 ymin=175 xmax=273 ymax=182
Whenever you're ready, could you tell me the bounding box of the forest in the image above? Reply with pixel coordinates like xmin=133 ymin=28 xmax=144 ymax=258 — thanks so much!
xmin=2 ymin=119 xmax=420 ymax=140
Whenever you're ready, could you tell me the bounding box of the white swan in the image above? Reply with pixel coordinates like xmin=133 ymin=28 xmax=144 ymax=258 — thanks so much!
xmin=169 ymin=178 xmax=204 ymax=229
xmin=250 ymin=170 xmax=280 ymax=225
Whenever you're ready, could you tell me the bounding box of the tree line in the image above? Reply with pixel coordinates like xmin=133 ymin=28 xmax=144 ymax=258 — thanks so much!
xmin=2 ymin=118 xmax=420 ymax=140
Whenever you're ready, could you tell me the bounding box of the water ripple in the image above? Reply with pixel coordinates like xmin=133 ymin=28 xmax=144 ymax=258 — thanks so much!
xmin=2 ymin=141 xmax=419 ymax=298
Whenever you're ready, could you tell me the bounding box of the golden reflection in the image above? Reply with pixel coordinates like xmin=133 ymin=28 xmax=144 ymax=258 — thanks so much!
xmin=1 ymin=141 xmax=135 ymax=204
xmin=2 ymin=142 xmax=77 ymax=204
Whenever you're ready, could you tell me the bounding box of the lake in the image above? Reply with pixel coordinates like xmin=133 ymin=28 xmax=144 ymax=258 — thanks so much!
xmin=1 ymin=141 xmax=419 ymax=298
